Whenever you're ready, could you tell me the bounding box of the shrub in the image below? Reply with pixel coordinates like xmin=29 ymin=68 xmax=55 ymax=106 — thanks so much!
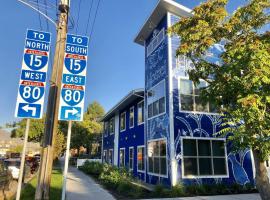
xmin=171 ymin=183 xmax=185 ymax=197
xmin=79 ymin=161 xmax=103 ymax=177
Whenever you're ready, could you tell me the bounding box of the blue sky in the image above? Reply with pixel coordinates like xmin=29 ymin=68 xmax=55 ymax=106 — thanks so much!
xmin=0 ymin=0 xmax=246 ymax=126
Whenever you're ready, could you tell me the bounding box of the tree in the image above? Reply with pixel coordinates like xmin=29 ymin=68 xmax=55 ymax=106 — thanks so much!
xmin=70 ymin=102 xmax=104 ymax=155
xmin=169 ymin=0 xmax=270 ymax=199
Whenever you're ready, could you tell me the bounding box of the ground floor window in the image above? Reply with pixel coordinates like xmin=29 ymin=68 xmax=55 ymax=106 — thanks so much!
xmin=103 ymin=150 xmax=108 ymax=163
xmin=129 ymin=147 xmax=134 ymax=171
xmin=119 ymin=148 xmax=125 ymax=167
xmin=148 ymin=139 xmax=167 ymax=176
xmin=182 ymin=138 xmax=228 ymax=177
xmin=137 ymin=146 xmax=145 ymax=172
xmin=109 ymin=149 xmax=113 ymax=165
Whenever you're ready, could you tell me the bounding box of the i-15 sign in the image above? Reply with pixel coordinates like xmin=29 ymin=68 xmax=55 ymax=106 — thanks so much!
xmin=15 ymin=29 xmax=51 ymax=119
xmin=58 ymin=34 xmax=89 ymax=121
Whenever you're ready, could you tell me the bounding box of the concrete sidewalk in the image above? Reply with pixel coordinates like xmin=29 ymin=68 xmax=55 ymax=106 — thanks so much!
xmin=60 ymin=158 xmax=115 ymax=200
xmin=144 ymin=193 xmax=260 ymax=200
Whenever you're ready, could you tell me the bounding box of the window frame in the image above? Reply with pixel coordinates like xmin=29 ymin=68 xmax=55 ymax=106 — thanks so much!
xmin=178 ymin=77 xmax=219 ymax=115
xmin=137 ymin=100 xmax=145 ymax=125
xmin=129 ymin=147 xmax=134 ymax=171
xmin=147 ymin=80 xmax=166 ymax=120
xmin=129 ymin=106 xmax=135 ymax=129
xmin=147 ymin=138 xmax=168 ymax=178
xmin=120 ymin=112 xmax=126 ymax=132
xmin=137 ymin=145 xmax=145 ymax=172
xmin=103 ymin=150 xmax=107 ymax=163
xmin=109 ymin=117 xmax=115 ymax=135
xmin=109 ymin=149 xmax=113 ymax=165
xmin=181 ymin=137 xmax=229 ymax=179
xmin=119 ymin=148 xmax=125 ymax=167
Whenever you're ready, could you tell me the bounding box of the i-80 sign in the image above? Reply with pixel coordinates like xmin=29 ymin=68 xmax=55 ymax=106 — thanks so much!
xmin=58 ymin=34 xmax=89 ymax=121
xmin=15 ymin=29 xmax=51 ymax=119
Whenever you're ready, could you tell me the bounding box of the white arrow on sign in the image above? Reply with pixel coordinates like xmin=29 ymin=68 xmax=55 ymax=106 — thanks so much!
xmin=22 ymin=104 xmax=37 ymax=116
xmin=65 ymin=108 xmax=79 ymax=119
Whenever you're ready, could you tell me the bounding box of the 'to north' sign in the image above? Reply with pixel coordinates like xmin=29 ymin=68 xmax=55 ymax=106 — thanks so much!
xmin=15 ymin=29 xmax=51 ymax=119
xmin=58 ymin=34 xmax=89 ymax=121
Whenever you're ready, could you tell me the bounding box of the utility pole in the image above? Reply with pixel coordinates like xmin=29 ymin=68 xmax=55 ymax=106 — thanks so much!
xmin=35 ymin=0 xmax=69 ymax=199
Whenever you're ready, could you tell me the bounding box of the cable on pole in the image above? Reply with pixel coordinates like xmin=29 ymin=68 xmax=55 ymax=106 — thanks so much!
xmin=85 ymin=0 xmax=93 ymax=35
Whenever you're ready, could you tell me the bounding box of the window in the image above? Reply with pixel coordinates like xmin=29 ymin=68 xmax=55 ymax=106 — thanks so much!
xmin=109 ymin=118 xmax=115 ymax=134
xmin=148 ymin=139 xmax=167 ymax=176
xmin=137 ymin=146 xmax=145 ymax=171
xmin=129 ymin=107 xmax=134 ymax=128
xmin=104 ymin=122 xmax=109 ymax=136
xmin=146 ymin=28 xmax=165 ymax=57
xmin=120 ymin=112 xmax=126 ymax=131
xmin=182 ymin=138 xmax=227 ymax=177
xmin=129 ymin=147 xmax=134 ymax=171
xmin=120 ymin=148 xmax=125 ymax=167
xmin=179 ymin=78 xmax=217 ymax=113
xmin=109 ymin=149 xmax=113 ymax=165
xmin=103 ymin=150 xmax=107 ymax=163
xmin=137 ymin=101 xmax=144 ymax=125
xmin=147 ymin=80 xmax=166 ymax=119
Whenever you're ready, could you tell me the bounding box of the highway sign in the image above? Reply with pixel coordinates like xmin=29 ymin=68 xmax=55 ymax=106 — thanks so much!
xmin=15 ymin=29 xmax=51 ymax=119
xmin=58 ymin=34 xmax=89 ymax=121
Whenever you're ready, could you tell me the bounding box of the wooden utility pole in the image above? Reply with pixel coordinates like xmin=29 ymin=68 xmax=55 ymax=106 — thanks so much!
xmin=35 ymin=1 xmax=69 ymax=199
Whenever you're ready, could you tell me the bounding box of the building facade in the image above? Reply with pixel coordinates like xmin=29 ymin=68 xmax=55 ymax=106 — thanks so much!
xmin=102 ymin=0 xmax=256 ymax=187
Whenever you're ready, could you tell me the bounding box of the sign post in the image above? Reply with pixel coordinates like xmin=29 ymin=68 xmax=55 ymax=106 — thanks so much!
xmin=59 ymin=34 xmax=89 ymax=200
xmin=14 ymin=29 xmax=51 ymax=200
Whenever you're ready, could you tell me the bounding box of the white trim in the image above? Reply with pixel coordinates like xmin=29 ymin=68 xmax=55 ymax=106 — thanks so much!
xmin=129 ymin=106 xmax=135 ymax=129
xmin=147 ymin=138 xmax=168 ymax=178
xmin=167 ymin=12 xmax=177 ymax=186
xmin=137 ymin=145 xmax=146 ymax=173
xmin=181 ymin=137 xmax=229 ymax=179
xmin=120 ymin=112 xmax=126 ymax=132
xmin=250 ymin=150 xmax=256 ymax=180
xmin=114 ymin=112 xmax=119 ymax=166
xmin=129 ymin=147 xmax=134 ymax=171
xmin=119 ymin=148 xmax=125 ymax=167
xmin=147 ymin=79 xmax=166 ymax=120
xmin=178 ymin=77 xmax=220 ymax=115
xmin=137 ymin=100 xmax=145 ymax=126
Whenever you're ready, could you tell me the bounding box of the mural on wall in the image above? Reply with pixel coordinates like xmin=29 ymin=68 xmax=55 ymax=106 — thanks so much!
xmin=169 ymin=13 xmax=254 ymax=186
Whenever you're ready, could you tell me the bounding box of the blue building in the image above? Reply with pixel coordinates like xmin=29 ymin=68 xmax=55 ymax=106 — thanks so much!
xmin=102 ymin=0 xmax=255 ymax=187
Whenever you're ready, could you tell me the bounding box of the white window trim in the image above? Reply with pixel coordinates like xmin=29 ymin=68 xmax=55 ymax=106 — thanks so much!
xmin=109 ymin=149 xmax=113 ymax=165
xmin=129 ymin=147 xmax=134 ymax=171
xmin=178 ymin=77 xmax=219 ymax=115
xmin=120 ymin=112 xmax=126 ymax=132
xmin=147 ymin=138 xmax=168 ymax=178
xmin=129 ymin=106 xmax=135 ymax=129
xmin=137 ymin=145 xmax=145 ymax=173
xmin=147 ymin=79 xmax=166 ymax=120
xmin=137 ymin=100 xmax=145 ymax=126
xmin=181 ymin=136 xmax=229 ymax=179
xmin=109 ymin=117 xmax=115 ymax=135
xmin=119 ymin=148 xmax=125 ymax=167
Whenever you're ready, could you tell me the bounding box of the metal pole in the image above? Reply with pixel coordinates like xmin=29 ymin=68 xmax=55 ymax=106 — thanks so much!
xmin=61 ymin=121 xmax=72 ymax=200
xmin=16 ymin=118 xmax=30 ymax=200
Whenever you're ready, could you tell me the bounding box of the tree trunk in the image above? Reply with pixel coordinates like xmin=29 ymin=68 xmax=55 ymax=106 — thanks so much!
xmin=252 ymin=149 xmax=270 ymax=200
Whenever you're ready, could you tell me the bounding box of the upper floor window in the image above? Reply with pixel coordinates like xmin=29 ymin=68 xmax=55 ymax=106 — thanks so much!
xmin=182 ymin=138 xmax=227 ymax=178
xmin=129 ymin=147 xmax=134 ymax=171
xmin=179 ymin=78 xmax=217 ymax=113
xmin=120 ymin=112 xmax=126 ymax=132
xmin=129 ymin=107 xmax=134 ymax=128
xmin=137 ymin=100 xmax=144 ymax=125
xmin=104 ymin=122 xmax=109 ymax=137
xmin=109 ymin=117 xmax=115 ymax=134
xmin=147 ymin=80 xmax=166 ymax=119
xmin=146 ymin=28 xmax=165 ymax=57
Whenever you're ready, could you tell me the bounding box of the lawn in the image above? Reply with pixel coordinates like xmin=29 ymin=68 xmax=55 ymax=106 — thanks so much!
xmin=20 ymin=168 xmax=63 ymax=200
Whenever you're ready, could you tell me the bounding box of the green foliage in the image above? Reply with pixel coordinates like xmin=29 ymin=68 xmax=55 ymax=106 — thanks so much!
xmin=79 ymin=161 xmax=103 ymax=177
xmin=170 ymin=183 xmax=185 ymax=197
xmin=9 ymin=145 xmax=23 ymax=153
xmin=53 ymin=130 xmax=66 ymax=160
xmin=169 ymin=0 xmax=270 ymax=161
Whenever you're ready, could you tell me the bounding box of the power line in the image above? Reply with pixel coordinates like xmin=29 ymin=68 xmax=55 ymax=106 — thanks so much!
xmin=44 ymin=0 xmax=50 ymax=31
xmin=75 ymin=0 xmax=82 ymax=34
xmin=89 ymin=0 xmax=101 ymax=42
xmin=85 ymin=0 xmax=94 ymax=35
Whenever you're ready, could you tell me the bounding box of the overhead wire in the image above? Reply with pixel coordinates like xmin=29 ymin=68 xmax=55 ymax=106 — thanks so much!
xmin=36 ymin=0 xmax=43 ymax=30
xmin=75 ymin=0 xmax=82 ymax=34
xmin=89 ymin=0 xmax=101 ymax=42
xmin=44 ymin=0 xmax=50 ymax=31
xmin=85 ymin=0 xmax=94 ymax=35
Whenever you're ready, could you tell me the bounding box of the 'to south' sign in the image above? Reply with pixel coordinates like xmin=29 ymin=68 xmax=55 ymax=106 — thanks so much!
xmin=58 ymin=34 xmax=89 ymax=121
xmin=15 ymin=29 xmax=51 ymax=119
